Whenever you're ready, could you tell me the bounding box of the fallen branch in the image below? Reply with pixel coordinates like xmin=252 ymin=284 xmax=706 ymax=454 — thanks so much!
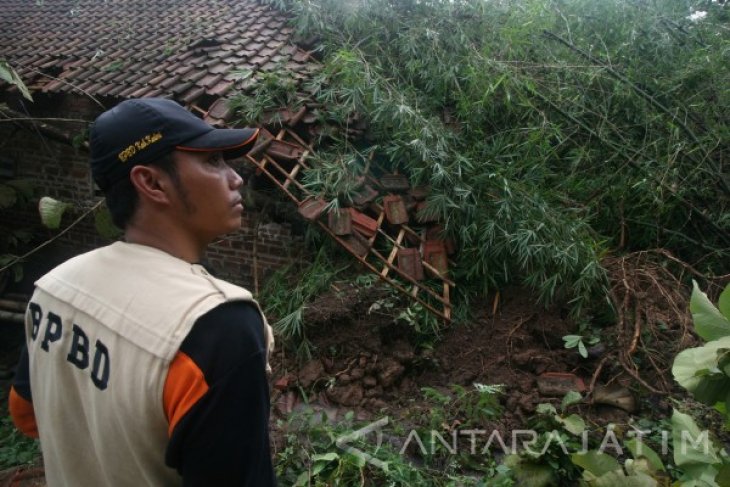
xmin=0 ymin=106 xmax=89 ymax=148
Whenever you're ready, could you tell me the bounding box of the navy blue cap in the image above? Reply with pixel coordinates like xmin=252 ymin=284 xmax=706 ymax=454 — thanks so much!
xmin=90 ymin=98 xmax=259 ymax=191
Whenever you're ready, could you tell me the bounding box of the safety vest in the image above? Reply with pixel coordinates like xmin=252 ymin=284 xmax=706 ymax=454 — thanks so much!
xmin=25 ymin=241 xmax=273 ymax=487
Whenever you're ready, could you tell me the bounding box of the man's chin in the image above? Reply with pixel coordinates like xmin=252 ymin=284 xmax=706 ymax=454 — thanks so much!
xmin=226 ymin=218 xmax=243 ymax=234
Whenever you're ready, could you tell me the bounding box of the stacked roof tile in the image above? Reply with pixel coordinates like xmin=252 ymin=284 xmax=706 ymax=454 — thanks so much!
xmin=0 ymin=0 xmax=318 ymax=119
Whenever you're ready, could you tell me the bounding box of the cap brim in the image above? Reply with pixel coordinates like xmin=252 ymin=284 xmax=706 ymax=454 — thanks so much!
xmin=176 ymin=127 xmax=259 ymax=159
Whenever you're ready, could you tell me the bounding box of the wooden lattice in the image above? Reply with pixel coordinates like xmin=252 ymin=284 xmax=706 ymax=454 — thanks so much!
xmin=246 ymin=128 xmax=453 ymax=323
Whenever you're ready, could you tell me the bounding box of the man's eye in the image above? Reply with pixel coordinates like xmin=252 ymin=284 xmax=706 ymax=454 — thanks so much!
xmin=208 ymin=154 xmax=226 ymax=166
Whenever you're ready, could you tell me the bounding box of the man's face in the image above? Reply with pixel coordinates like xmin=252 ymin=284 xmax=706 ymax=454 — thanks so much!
xmin=168 ymin=150 xmax=245 ymax=243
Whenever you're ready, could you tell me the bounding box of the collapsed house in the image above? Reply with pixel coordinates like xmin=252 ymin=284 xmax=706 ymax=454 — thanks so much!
xmin=0 ymin=0 xmax=454 ymax=321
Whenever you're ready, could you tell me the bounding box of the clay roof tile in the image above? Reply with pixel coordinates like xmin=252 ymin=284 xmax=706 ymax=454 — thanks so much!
xmin=0 ymin=0 xmax=319 ymax=102
xmin=181 ymin=86 xmax=206 ymax=104
xmin=158 ymin=76 xmax=179 ymax=90
xmin=207 ymin=79 xmax=235 ymax=97
xmin=130 ymin=85 xmax=153 ymax=98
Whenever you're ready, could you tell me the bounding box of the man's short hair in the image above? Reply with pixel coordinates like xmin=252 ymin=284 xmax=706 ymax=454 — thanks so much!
xmin=104 ymin=153 xmax=178 ymax=229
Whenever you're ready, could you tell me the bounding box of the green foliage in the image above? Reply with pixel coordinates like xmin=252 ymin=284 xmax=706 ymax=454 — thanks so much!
xmin=571 ymin=445 xmax=666 ymax=486
xmin=0 ymin=59 xmax=33 ymax=101
xmin=421 ymin=383 xmax=505 ymax=431
xmin=93 ymin=204 xmax=122 ymax=239
xmin=247 ymin=0 xmax=730 ymax=318
xmin=0 ymin=179 xmax=36 ymax=283
xmin=0 ymin=389 xmax=40 ymax=470
xmin=562 ymin=333 xmax=599 ymax=358
xmin=38 ymin=196 xmax=71 ymax=230
xmin=262 ymin=247 xmax=348 ymax=359
xmin=0 ymin=415 xmax=40 ymax=470
xmin=229 ymin=69 xmax=301 ymax=125
xmin=396 ymin=302 xmax=441 ymax=339
xmin=102 ymin=59 xmax=125 ymax=71
xmin=563 ymin=282 xmax=730 ymax=487
xmin=670 ymin=409 xmax=728 ymax=486
xmin=565 ymin=408 xmax=728 ymax=486
xmin=672 ymin=281 xmax=730 ymax=425
xmin=275 ymin=408 xmax=487 ymax=486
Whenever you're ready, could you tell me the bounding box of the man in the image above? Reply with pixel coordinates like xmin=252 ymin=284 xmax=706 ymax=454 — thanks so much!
xmin=9 ymin=98 xmax=277 ymax=486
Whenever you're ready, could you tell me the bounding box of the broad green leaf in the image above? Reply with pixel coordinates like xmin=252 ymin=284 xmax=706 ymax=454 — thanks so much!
xmin=38 ymin=196 xmax=70 ymax=229
xmin=0 ymin=60 xmax=12 ymax=83
xmin=12 ymin=229 xmax=32 ymax=243
xmin=671 ymin=409 xmax=721 ymax=468
xmin=572 ymin=450 xmax=621 ymax=477
xmin=536 ymin=403 xmax=557 ymax=415
xmin=677 ymin=464 xmax=721 ymax=487
xmin=5 ymin=179 xmax=34 ymax=199
xmin=0 ymin=255 xmax=17 ymax=271
xmin=294 ymin=470 xmax=310 ymax=487
xmin=625 ymin=438 xmax=665 ymax=473
xmin=691 ymin=280 xmax=730 ymax=341
xmin=719 ymin=284 xmax=730 ymax=321
xmin=0 ymin=59 xmax=33 ymax=101
xmin=346 ymin=451 xmax=367 ymax=468
xmin=561 ymin=391 xmax=582 ymax=411
xmin=558 ymin=414 xmax=585 ymax=435
xmin=509 ymin=459 xmax=555 ymax=487
xmin=312 ymin=452 xmax=339 ymax=463
xmin=673 ymin=337 xmax=730 ymax=400
xmin=716 ymin=463 xmax=730 ymax=487
xmin=563 ymin=335 xmax=581 ymax=348
xmin=623 ymin=458 xmax=659 ymax=480
xmin=578 ymin=340 xmax=588 ymax=358
xmin=593 ymin=470 xmax=657 ymax=487
xmin=10 ymin=262 xmax=23 ymax=282
xmin=691 ymin=373 xmax=730 ymax=406
xmin=311 ymin=461 xmax=327 ymax=476
xmin=0 ymin=184 xmax=17 ymax=209
xmin=312 ymin=452 xmax=339 ymax=476
xmin=94 ymin=205 xmax=121 ymax=239
xmin=719 ymin=349 xmax=730 ymax=377
xmin=6 ymin=180 xmax=32 ymax=197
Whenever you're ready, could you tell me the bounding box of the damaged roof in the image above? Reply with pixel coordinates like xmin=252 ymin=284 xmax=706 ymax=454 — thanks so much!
xmin=0 ymin=0 xmax=318 ymax=120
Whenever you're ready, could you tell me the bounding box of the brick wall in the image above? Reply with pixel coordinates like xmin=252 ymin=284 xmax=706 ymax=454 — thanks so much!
xmin=0 ymin=93 xmax=304 ymax=292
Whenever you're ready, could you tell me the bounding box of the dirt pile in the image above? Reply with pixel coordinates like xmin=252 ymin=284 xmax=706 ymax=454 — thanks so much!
xmin=268 ymin=279 xmax=676 ymax=435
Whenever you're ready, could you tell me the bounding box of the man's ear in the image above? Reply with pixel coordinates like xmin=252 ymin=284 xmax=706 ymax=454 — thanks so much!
xmin=129 ymin=165 xmax=174 ymax=205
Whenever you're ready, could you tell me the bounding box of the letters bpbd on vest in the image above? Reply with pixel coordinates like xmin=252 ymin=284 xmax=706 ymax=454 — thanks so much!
xmin=28 ymin=302 xmax=110 ymax=391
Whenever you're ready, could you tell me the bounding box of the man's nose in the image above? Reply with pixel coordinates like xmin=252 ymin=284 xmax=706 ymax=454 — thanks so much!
xmin=228 ymin=166 xmax=243 ymax=189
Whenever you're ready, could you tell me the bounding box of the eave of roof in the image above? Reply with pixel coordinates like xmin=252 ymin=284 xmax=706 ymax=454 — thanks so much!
xmin=0 ymin=0 xmax=319 ymax=120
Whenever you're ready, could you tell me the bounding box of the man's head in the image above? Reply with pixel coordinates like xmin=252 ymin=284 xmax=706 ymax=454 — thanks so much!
xmin=89 ymin=98 xmax=258 ymax=230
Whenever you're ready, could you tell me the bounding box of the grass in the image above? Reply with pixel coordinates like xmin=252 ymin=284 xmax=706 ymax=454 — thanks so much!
xmin=274 ymin=385 xmax=511 ymax=486
xmin=0 ymin=387 xmax=40 ymax=471
xmin=262 ymin=244 xmax=350 ymax=360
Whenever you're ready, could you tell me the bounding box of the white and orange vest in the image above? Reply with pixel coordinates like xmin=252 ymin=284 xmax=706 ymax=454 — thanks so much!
xmin=25 ymin=241 xmax=273 ymax=487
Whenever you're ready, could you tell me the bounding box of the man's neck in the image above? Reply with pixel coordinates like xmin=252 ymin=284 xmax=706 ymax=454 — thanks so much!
xmin=124 ymin=222 xmax=206 ymax=264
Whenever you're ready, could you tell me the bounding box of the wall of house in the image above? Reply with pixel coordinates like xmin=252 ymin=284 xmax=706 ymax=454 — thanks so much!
xmin=0 ymin=94 xmax=303 ymax=293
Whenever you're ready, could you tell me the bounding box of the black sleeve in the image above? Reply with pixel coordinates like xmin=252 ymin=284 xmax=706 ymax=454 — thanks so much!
xmin=13 ymin=345 xmax=32 ymax=401
xmin=165 ymin=301 xmax=277 ymax=487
